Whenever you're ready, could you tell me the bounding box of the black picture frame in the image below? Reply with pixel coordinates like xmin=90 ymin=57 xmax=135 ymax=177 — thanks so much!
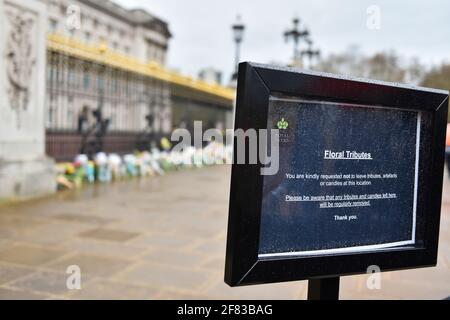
xmin=225 ymin=62 xmax=449 ymax=287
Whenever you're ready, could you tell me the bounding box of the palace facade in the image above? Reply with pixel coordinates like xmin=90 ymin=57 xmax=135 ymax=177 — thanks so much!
xmin=38 ymin=0 xmax=234 ymax=160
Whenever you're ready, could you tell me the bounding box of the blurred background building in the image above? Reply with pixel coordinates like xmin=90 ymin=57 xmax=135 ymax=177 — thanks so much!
xmin=39 ymin=0 xmax=234 ymax=161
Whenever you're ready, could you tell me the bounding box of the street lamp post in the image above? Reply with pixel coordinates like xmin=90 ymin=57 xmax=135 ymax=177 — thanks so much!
xmin=231 ymin=15 xmax=245 ymax=82
xmin=284 ymin=17 xmax=309 ymax=67
xmin=301 ymin=39 xmax=320 ymax=69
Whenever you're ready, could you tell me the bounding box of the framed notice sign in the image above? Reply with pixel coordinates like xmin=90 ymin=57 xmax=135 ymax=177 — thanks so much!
xmin=225 ymin=62 xmax=449 ymax=287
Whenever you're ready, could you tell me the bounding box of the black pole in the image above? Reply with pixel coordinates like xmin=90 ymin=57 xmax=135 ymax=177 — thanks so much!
xmin=232 ymin=41 xmax=241 ymax=81
xmin=235 ymin=41 xmax=241 ymax=75
xmin=307 ymin=277 xmax=340 ymax=300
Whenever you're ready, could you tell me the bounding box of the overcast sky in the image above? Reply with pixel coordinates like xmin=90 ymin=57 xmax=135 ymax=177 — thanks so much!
xmin=116 ymin=0 xmax=450 ymax=81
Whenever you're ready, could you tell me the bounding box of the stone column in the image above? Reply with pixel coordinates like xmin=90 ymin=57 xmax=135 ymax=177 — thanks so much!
xmin=0 ymin=0 xmax=56 ymax=201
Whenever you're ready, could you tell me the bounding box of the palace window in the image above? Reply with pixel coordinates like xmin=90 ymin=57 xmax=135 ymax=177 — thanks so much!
xmin=67 ymin=96 xmax=74 ymax=129
xmin=83 ymin=70 xmax=90 ymax=90
xmin=68 ymin=69 xmax=76 ymax=86
xmin=98 ymin=73 xmax=104 ymax=91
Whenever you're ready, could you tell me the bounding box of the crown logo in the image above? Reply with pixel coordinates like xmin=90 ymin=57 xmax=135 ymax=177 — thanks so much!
xmin=277 ymin=118 xmax=289 ymax=130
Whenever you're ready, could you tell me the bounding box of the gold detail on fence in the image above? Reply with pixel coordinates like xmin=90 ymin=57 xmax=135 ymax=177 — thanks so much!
xmin=47 ymin=33 xmax=235 ymax=101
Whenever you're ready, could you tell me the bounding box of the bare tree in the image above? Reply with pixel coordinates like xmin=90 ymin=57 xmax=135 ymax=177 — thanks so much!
xmin=314 ymin=47 xmax=425 ymax=84
xmin=421 ymin=63 xmax=450 ymax=122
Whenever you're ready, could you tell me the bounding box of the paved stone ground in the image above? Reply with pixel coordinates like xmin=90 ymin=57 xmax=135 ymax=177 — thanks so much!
xmin=0 ymin=165 xmax=449 ymax=300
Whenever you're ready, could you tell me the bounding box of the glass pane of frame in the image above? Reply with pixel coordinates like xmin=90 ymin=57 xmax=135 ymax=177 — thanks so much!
xmin=259 ymin=95 xmax=422 ymax=257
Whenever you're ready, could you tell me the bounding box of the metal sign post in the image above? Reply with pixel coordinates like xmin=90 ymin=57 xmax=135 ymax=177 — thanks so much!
xmin=308 ymin=277 xmax=340 ymax=300
xmin=225 ymin=62 xmax=448 ymax=297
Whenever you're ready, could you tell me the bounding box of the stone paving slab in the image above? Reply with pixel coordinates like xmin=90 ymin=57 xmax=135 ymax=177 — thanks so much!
xmin=0 ymin=245 xmax=67 ymax=267
xmin=0 ymin=263 xmax=34 ymax=286
xmin=60 ymin=239 xmax=148 ymax=260
xmin=69 ymin=279 xmax=160 ymax=300
xmin=0 ymin=165 xmax=448 ymax=299
xmin=53 ymin=213 xmax=116 ymax=225
xmin=47 ymin=253 xmax=132 ymax=278
xmin=141 ymin=249 xmax=207 ymax=270
xmin=116 ymin=262 xmax=216 ymax=293
xmin=0 ymin=287 xmax=50 ymax=300
xmin=8 ymin=270 xmax=77 ymax=296
xmin=78 ymin=228 xmax=141 ymax=243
